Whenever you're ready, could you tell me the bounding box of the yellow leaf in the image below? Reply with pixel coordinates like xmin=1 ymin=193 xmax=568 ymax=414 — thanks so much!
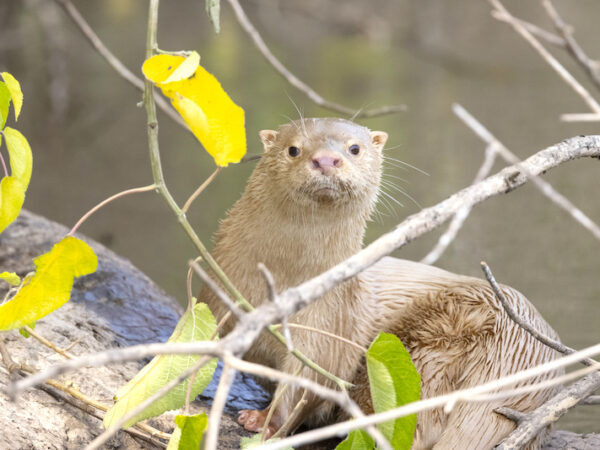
xmin=162 ymin=52 xmax=200 ymax=84
xmin=0 ymin=236 xmax=97 ymax=330
xmin=0 ymin=176 xmax=25 ymax=235
xmin=142 ymin=55 xmax=246 ymax=167
xmin=1 ymin=73 xmax=23 ymax=121
xmin=0 ymin=271 xmax=20 ymax=286
xmin=142 ymin=54 xmax=187 ymax=85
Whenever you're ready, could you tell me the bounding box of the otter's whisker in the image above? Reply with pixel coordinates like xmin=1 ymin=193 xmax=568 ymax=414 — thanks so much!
xmin=384 ymin=156 xmax=429 ymax=176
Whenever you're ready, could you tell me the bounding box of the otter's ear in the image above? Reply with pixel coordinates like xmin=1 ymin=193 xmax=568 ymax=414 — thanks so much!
xmin=259 ymin=130 xmax=278 ymax=152
xmin=370 ymin=131 xmax=388 ymax=152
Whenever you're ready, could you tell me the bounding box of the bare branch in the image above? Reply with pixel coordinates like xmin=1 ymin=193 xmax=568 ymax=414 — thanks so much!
xmin=205 ymin=361 xmax=237 ymax=450
xmin=10 ymin=341 xmax=218 ymax=397
xmin=52 ymin=0 xmax=186 ymax=128
xmin=583 ymin=395 xmax=600 ymax=405
xmin=273 ymin=323 xmax=368 ymax=353
xmin=225 ymin=0 xmax=406 ymax=118
xmin=182 ymin=167 xmax=221 ymax=214
xmin=22 ymin=326 xmax=75 ymax=359
xmin=495 ymin=371 xmax=600 ymax=449
xmin=495 ymin=407 xmax=527 ymax=423
xmin=491 ymin=11 xmax=565 ymax=47
xmin=190 ymin=260 xmax=244 ymax=318
xmin=481 ymin=262 xmax=596 ymax=366
xmin=561 ymin=113 xmax=600 ymax=122
xmin=258 ymin=263 xmax=277 ymax=304
xmin=543 ymin=0 xmax=600 ymax=89
xmin=453 ymin=103 xmax=600 ymax=242
xmin=490 ymin=0 xmax=600 ymax=115
xmin=421 ymin=143 xmax=498 ymax=265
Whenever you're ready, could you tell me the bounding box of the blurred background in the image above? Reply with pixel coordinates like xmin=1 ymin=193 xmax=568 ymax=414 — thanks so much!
xmin=1 ymin=0 xmax=598 ymax=432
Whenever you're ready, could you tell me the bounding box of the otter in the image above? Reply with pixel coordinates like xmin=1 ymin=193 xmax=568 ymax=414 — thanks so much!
xmin=200 ymin=118 xmax=561 ymax=449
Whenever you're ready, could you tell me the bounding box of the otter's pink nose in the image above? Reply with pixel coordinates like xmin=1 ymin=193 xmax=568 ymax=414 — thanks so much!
xmin=311 ymin=151 xmax=341 ymax=175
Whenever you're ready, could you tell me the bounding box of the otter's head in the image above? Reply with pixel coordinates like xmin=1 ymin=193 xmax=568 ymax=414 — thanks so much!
xmin=256 ymin=118 xmax=387 ymax=214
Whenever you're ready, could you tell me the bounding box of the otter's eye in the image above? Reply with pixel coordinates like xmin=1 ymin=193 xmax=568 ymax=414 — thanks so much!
xmin=288 ymin=146 xmax=300 ymax=157
xmin=349 ymin=144 xmax=360 ymax=155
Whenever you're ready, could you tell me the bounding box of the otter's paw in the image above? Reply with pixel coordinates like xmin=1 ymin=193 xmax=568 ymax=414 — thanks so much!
xmin=237 ymin=409 xmax=277 ymax=438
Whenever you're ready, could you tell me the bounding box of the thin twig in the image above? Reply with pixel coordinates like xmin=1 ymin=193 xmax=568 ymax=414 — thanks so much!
xmin=69 ymin=185 xmax=156 ymax=236
xmin=543 ymin=0 xmax=600 ymax=89
xmin=561 ymin=113 xmax=600 ymax=122
xmin=262 ymin=377 xmax=290 ymax=440
xmin=182 ymin=167 xmax=221 ymax=214
xmin=190 ymin=260 xmax=244 ymax=318
xmin=258 ymin=263 xmax=277 ymax=304
xmin=583 ymin=395 xmax=600 ymax=405
xmin=205 ymin=361 xmax=237 ymax=450
xmin=52 ymin=0 xmax=186 ymax=129
xmin=421 ymin=142 xmax=498 ymax=265
xmin=259 ymin=263 xmax=294 ymax=351
xmin=0 ymin=151 xmax=8 ymax=178
xmin=271 ymin=389 xmax=307 ymax=439
xmin=495 ymin=371 xmax=600 ymax=449
xmin=481 ymin=262 xmax=596 ymax=367
xmin=22 ymin=326 xmax=74 ymax=359
xmin=225 ymin=0 xmax=406 ymax=118
xmin=33 ymin=375 xmax=169 ymax=448
xmin=84 ymin=355 xmax=212 ymax=450
xmin=0 ymin=335 xmax=18 ymax=376
xmin=17 ymin=363 xmax=171 ymax=441
xmin=453 ymin=103 xmax=600 ymax=242
xmin=495 ymin=407 xmax=527 ymax=423
xmin=186 ymin=256 xmax=203 ymax=311
xmin=469 ymin=363 xmax=599 ymax=403
xmin=491 ymin=11 xmax=565 ymax=47
xmin=490 ymin=0 xmax=600 ymax=115
xmin=272 ymin=323 xmax=367 ymax=353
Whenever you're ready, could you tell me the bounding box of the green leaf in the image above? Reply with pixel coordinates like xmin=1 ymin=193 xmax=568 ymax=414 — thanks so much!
xmin=103 ymin=303 xmax=218 ymax=429
xmin=166 ymin=413 xmax=208 ymax=450
xmin=0 ymin=271 xmax=20 ymax=286
xmin=240 ymin=434 xmax=294 ymax=450
xmin=0 ymin=236 xmax=97 ymax=330
xmin=1 ymin=73 xmax=23 ymax=121
xmin=0 ymin=82 xmax=10 ymax=130
xmin=335 ymin=429 xmax=375 ymax=450
xmin=366 ymin=333 xmax=420 ymax=450
xmin=4 ymin=127 xmax=33 ymax=187
xmin=0 ymin=176 xmax=25 ymax=236
xmin=206 ymin=0 xmax=221 ymax=34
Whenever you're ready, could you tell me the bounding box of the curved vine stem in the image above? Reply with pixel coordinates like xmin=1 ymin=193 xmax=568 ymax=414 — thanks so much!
xmin=68 ymin=184 xmax=156 ymax=236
